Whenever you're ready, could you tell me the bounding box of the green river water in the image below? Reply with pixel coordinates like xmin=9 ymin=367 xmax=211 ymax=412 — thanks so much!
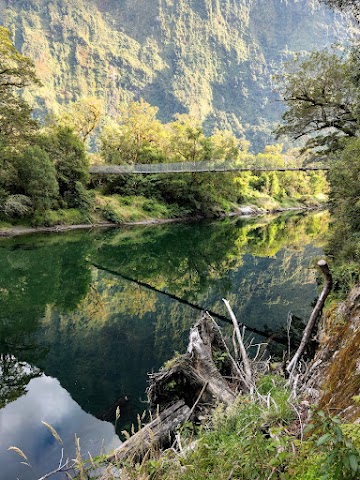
xmin=0 ymin=211 xmax=329 ymax=479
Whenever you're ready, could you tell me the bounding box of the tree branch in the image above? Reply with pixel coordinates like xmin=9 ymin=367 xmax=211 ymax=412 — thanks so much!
xmin=287 ymin=260 xmax=333 ymax=374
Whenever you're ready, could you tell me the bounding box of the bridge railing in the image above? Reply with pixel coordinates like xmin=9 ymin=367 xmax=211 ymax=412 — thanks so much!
xmin=89 ymin=160 xmax=329 ymax=175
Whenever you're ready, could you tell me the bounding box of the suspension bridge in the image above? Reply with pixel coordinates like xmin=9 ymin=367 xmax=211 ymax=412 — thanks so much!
xmin=89 ymin=160 xmax=329 ymax=175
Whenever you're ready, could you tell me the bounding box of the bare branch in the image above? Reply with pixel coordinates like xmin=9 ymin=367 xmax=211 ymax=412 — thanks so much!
xmin=287 ymin=260 xmax=333 ymax=374
xmin=222 ymin=299 xmax=253 ymax=390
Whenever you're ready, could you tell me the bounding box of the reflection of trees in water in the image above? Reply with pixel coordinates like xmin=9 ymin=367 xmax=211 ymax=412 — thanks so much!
xmin=0 ymin=354 xmax=41 ymax=408
xmin=0 ymin=211 xmax=329 ymax=426
xmin=94 ymin=211 xmax=329 ymax=301
xmin=0 ymin=233 xmax=95 ymax=411
xmin=0 ymin=233 xmax=93 ymax=337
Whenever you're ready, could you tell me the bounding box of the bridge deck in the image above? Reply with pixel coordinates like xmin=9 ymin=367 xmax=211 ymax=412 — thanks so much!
xmin=90 ymin=160 xmax=329 ymax=175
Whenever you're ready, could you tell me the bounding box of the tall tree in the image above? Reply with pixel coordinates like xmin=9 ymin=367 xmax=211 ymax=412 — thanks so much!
xmin=38 ymin=126 xmax=90 ymax=208
xmin=168 ymin=114 xmax=211 ymax=163
xmin=101 ymin=100 xmax=168 ymax=164
xmin=16 ymin=146 xmax=59 ymax=211
xmin=58 ymin=97 xmax=103 ymax=144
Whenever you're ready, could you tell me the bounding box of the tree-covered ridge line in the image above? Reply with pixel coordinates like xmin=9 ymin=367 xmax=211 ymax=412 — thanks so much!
xmin=0 ymin=0 xmax=351 ymax=150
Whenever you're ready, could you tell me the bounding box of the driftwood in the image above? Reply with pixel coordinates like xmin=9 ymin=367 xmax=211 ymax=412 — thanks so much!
xmin=106 ymin=267 xmax=331 ymax=465
xmin=223 ymin=299 xmax=253 ymax=391
xmin=287 ymin=260 xmax=333 ymax=374
xmin=108 ymin=313 xmax=239 ymax=464
xmin=148 ymin=314 xmax=236 ymax=412
xmin=108 ymin=400 xmax=190 ymax=463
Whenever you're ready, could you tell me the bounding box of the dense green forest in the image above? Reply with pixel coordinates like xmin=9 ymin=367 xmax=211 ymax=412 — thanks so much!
xmin=0 ymin=0 xmax=349 ymax=149
xmin=0 ymin=24 xmax=328 ymax=228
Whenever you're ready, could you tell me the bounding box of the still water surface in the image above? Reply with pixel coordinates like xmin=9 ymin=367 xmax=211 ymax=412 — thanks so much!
xmin=0 ymin=211 xmax=329 ymax=479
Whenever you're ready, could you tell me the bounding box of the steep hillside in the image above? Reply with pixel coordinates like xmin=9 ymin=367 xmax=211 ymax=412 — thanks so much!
xmin=0 ymin=0 xmax=351 ymax=149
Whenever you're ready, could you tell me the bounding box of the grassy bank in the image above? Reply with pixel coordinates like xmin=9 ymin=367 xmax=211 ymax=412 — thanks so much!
xmin=65 ymin=374 xmax=360 ymax=480
xmin=0 ymin=189 xmax=327 ymax=236
xmin=130 ymin=376 xmax=360 ymax=480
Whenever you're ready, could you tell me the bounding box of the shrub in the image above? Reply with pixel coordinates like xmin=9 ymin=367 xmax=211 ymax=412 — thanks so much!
xmin=3 ymin=195 xmax=32 ymax=218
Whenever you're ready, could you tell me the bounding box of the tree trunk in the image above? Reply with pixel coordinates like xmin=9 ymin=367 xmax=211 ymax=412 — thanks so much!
xmin=108 ymin=314 xmax=237 ymax=465
xmin=108 ymin=400 xmax=190 ymax=463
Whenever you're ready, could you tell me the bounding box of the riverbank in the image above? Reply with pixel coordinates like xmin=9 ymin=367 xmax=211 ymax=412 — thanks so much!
xmin=100 ymin=284 xmax=360 ymax=480
xmin=0 ymin=200 xmax=325 ymax=238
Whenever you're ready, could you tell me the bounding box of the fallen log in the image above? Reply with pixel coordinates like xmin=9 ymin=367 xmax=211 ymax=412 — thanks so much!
xmin=108 ymin=399 xmax=190 ymax=463
xmin=148 ymin=314 xmax=237 ymax=413
xmin=107 ymin=313 xmax=239 ymax=464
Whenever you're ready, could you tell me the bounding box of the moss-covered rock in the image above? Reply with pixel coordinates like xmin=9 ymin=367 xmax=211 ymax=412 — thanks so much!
xmin=308 ymin=287 xmax=360 ymax=422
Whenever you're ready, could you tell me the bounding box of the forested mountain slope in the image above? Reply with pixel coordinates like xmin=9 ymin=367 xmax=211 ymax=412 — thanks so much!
xmin=0 ymin=0 xmax=351 ymax=149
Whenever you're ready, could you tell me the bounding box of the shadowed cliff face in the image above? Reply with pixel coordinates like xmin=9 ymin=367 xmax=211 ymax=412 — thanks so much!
xmin=0 ymin=0 xmax=352 ymax=149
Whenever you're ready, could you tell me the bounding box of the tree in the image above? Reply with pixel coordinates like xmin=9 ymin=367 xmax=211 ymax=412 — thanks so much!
xmin=100 ymin=100 xmax=168 ymax=164
xmin=208 ymin=129 xmax=240 ymax=163
xmin=326 ymin=137 xmax=360 ymax=287
xmin=16 ymin=146 xmax=59 ymax=211
xmin=38 ymin=127 xmax=90 ymax=208
xmin=0 ymin=26 xmax=39 ymax=91
xmin=168 ymin=114 xmax=211 ymax=163
xmin=275 ymin=50 xmax=358 ymax=155
xmin=255 ymin=144 xmax=286 ymax=168
xmin=323 ymin=0 xmax=360 ymax=19
xmin=58 ymin=97 xmax=103 ymax=144
xmin=0 ymin=27 xmax=41 ymax=207
xmin=0 ymin=27 xmax=40 ymax=148
xmin=329 ymin=137 xmax=360 ymax=231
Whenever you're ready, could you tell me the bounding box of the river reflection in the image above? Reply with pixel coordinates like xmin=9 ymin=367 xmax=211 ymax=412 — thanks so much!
xmin=0 ymin=211 xmax=329 ymax=479
xmin=0 ymin=374 xmax=120 ymax=479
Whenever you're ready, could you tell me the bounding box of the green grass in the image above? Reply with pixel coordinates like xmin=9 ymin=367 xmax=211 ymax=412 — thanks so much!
xmin=103 ymin=375 xmax=360 ymax=480
xmin=31 ymin=208 xmax=91 ymax=227
xmin=95 ymin=193 xmax=188 ymax=223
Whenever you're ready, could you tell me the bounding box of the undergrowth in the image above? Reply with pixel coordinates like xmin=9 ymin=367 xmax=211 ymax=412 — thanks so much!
xmin=10 ymin=376 xmax=360 ymax=479
xmin=97 ymin=376 xmax=360 ymax=480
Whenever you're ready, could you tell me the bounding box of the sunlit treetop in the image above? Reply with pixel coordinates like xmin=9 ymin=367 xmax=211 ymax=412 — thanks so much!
xmin=0 ymin=26 xmax=40 ymax=91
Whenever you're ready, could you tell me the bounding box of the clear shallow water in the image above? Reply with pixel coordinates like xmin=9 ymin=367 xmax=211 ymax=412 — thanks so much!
xmin=0 ymin=211 xmax=329 ymax=479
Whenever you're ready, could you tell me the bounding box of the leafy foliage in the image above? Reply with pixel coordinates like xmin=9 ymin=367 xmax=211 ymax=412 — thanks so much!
xmin=275 ymin=50 xmax=358 ymax=156
xmin=326 ymin=137 xmax=360 ymax=292
xmin=38 ymin=126 xmax=90 ymax=208
xmin=324 ymin=0 xmax=360 ymax=20
xmin=0 ymin=1 xmax=347 ymax=150
xmin=16 ymin=146 xmax=59 ymax=211
xmin=275 ymin=2 xmax=360 ymax=292
xmin=0 ymin=26 xmax=40 ymax=148
xmin=2 ymin=194 xmax=32 ymax=217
